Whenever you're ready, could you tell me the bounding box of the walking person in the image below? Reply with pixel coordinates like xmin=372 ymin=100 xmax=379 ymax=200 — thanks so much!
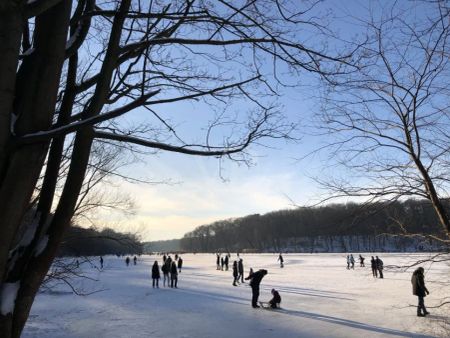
xmin=346 ymin=255 xmax=350 ymax=270
xmin=238 ymin=258 xmax=244 ymax=283
xmin=152 ymin=261 xmax=160 ymax=288
xmin=232 ymin=261 xmax=239 ymax=286
xmin=350 ymin=254 xmax=355 ymax=269
xmin=162 ymin=260 xmax=170 ymax=287
xmin=376 ymin=256 xmax=384 ymax=278
xmin=371 ymin=256 xmax=377 ymax=277
xmin=278 ymin=253 xmax=284 ymax=268
xmin=359 ymin=254 xmax=365 ymax=267
xmin=245 ymin=269 xmax=268 ymax=308
xmin=178 ymin=256 xmax=183 ymax=273
xmin=411 ymin=267 xmax=430 ymax=317
xmin=100 ymin=256 xmax=104 ymax=269
xmin=170 ymin=261 xmax=178 ymax=288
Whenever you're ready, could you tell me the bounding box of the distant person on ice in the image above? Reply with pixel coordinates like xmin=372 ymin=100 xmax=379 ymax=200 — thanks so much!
xmin=359 ymin=255 xmax=365 ymax=267
xmin=125 ymin=257 xmax=130 ymax=266
xmin=170 ymin=261 xmax=178 ymax=288
xmin=371 ymin=256 xmax=377 ymax=277
xmin=346 ymin=255 xmax=350 ymax=269
xmin=100 ymin=256 xmax=104 ymax=269
xmin=278 ymin=253 xmax=284 ymax=268
xmin=238 ymin=258 xmax=244 ymax=283
xmin=232 ymin=261 xmax=239 ymax=286
xmin=152 ymin=261 xmax=160 ymax=288
xmin=162 ymin=260 xmax=170 ymax=287
xmin=133 ymin=256 xmax=137 ymax=265
xmin=411 ymin=267 xmax=430 ymax=317
xmin=245 ymin=269 xmax=268 ymax=308
xmin=216 ymin=254 xmax=220 ymax=270
xmin=350 ymin=254 xmax=355 ymax=269
xmin=268 ymin=289 xmax=281 ymax=309
xmin=376 ymin=256 xmax=384 ymax=278
xmin=178 ymin=256 xmax=183 ymax=273
xmin=224 ymin=255 xmax=229 ymax=271
xmin=221 ymin=257 xmax=225 ymax=271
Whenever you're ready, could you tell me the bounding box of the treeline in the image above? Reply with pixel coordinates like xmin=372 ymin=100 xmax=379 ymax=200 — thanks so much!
xmin=58 ymin=226 xmax=143 ymax=256
xmin=180 ymin=200 xmax=447 ymax=252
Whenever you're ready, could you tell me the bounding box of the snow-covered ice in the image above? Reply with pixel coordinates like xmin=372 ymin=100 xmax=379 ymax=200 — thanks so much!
xmin=22 ymin=253 xmax=449 ymax=337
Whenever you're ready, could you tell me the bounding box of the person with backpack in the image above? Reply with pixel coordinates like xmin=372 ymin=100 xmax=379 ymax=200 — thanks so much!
xmin=411 ymin=267 xmax=430 ymax=317
xmin=170 ymin=261 xmax=178 ymax=288
xmin=376 ymin=256 xmax=384 ymax=278
xmin=245 ymin=269 xmax=268 ymax=308
xmin=151 ymin=261 xmax=160 ymax=288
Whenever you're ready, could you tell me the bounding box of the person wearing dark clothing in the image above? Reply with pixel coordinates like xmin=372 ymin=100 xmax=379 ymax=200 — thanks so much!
xmin=221 ymin=257 xmax=225 ymax=271
xmin=152 ymin=261 xmax=160 ymax=288
xmin=232 ymin=261 xmax=239 ymax=286
xmin=346 ymin=255 xmax=350 ymax=270
xmin=125 ymin=257 xmax=130 ymax=266
xmin=178 ymin=257 xmax=183 ymax=273
xmin=175 ymin=254 xmax=178 ymax=261
xmin=412 ymin=267 xmax=430 ymax=317
xmin=224 ymin=255 xmax=229 ymax=271
xmin=350 ymin=254 xmax=355 ymax=269
xmin=170 ymin=261 xmax=178 ymax=288
xmin=100 ymin=256 xmax=104 ymax=269
xmin=371 ymin=256 xmax=377 ymax=277
xmin=268 ymin=289 xmax=281 ymax=309
xmin=359 ymin=255 xmax=365 ymax=267
xmin=245 ymin=269 xmax=268 ymax=308
xmin=238 ymin=259 xmax=244 ymax=283
xmin=375 ymin=256 xmax=384 ymax=278
xmin=162 ymin=261 xmax=170 ymax=287
xmin=133 ymin=256 xmax=137 ymax=265
xmin=278 ymin=254 xmax=284 ymax=268
xmin=163 ymin=254 xmax=167 ymax=263
xmin=216 ymin=254 xmax=220 ymax=270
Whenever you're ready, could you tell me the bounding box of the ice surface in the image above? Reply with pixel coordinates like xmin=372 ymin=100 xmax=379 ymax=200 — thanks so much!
xmin=22 ymin=253 xmax=449 ymax=337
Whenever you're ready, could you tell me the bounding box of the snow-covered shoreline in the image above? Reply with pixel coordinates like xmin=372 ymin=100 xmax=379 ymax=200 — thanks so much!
xmin=23 ymin=253 xmax=449 ymax=337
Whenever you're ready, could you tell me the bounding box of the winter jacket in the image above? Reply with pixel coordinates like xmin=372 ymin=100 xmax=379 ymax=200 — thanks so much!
xmin=245 ymin=269 xmax=267 ymax=287
xmin=152 ymin=264 xmax=160 ymax=279
xmin=269 ymin=291 xmax=281 ymax=308
xmin=170 ymin=262 xmax=178 ymax=275
xmin=161 ymin=262 xmax=169 ymax=274
xmin=376 ymin=258 xmax=383 ymax=270
xmin=232 ymin=263 xmax=238 ymax=277
xmin=178 ymin=258 xmax=183 ymax=268
xmin=238 ymin=260 xmax=244 ymax=274
xmin=412 ymin=270 xmax=428 ymax=297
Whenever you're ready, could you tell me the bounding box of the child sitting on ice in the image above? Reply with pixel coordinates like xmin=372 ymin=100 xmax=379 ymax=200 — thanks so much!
xmin=268 ymin=289 xmax=281 ymax=309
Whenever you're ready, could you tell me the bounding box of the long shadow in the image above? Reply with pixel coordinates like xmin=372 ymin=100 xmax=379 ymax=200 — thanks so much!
xmin=279 ymin=308 xmax=434 ymax=337
xmin=260 ymin=284 xmax=355 ymax=301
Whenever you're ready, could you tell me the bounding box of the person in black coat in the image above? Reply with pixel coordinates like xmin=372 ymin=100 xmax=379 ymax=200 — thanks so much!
xmin=268 ymin=289 xmax=281 ymax=309
xmin=278 ymin=254 xmax=284 ymax=268
xmin=162 ymin=260 xmax=170 ymax=287
xmin=170 ymin=261 xmax=178 ymax=288
xmin=245 ymin=269 xmax=268 ymax=308
xmin=411 ymin=267 xmax=430 ymax=316
xmin=232 ymin=261 xmax=239 ymax=286
xmin=216 ymin=254 xmax=220 ymax=270
xmin=375 ymin=256 xmax=384 ymax=278
xmin=221 ymin=257 xmax=225 ymax=271
xmin=370 ymin=256 xmax=377 ymax=277
xmin=178 ymin=257 xmax=183 ymax=273
xmin=224 ymin=255 xmax=229 ymax=271
xmin=238 ymin=259 xmax=244 ymax=283
xmin=152 ymin=261 xmax=160 ymax=288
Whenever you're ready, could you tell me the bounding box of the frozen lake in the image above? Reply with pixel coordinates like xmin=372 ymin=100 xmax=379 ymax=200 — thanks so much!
xmin=23 ymin=253 xmax=449 ymax=337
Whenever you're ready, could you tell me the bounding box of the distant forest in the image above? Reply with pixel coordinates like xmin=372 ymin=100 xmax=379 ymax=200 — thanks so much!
xmin=180 ymin=200 xmax=448 ymax=253
xmin=58 ymin=226 xmax=143 ymax=257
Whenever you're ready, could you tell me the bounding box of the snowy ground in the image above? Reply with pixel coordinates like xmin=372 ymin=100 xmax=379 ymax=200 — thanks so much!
xmin=22 ymin=253 xmax=449 ymax=338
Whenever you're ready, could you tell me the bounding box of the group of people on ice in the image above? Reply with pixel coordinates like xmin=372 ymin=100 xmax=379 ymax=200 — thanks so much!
xmin=151 ymin=254 xmax=183 ymax=288
xmin=346 ymin=254 xmax=384 ymax=278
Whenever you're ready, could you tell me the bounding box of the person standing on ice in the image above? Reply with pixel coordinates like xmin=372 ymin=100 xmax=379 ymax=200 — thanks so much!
xmin=411 ymin=267 xmax=430 ymax=317
xmin=221 ymin=257 xmax=225 ymax=271
xmin=224 ymin=254 xmax=229 ymax=271
xmin=232 ymin=261 xmax=239 ymax=286
xmin=375 ymin=256 xmax=384 ymax=278
xmin=278 ymin=253 xmax=284 ymax=268
xmin=100 ymin=256 xmax=104 ymax=269
xmin=359 ymin=255 xmax=365 ymax=267
xmin=245 ymin=269 xmax=268 ymax=308
xmin=152 ymin=261 xmax=160 ymax=288
xmin=371 ymin=256 xmax=377 ymax=277
xmin=216 ymin=253 xmax=221 ymax=270
xmin=346 ymin=255 xmax=350 ymax=269
xmin=238 ymin=258 xmax=244 ymax=283
xmin=133 ymin=256 xmax=137 ymax=265
xmin=350 ymin=254 xmax=355 ymax=269
xmin=170 ymin=260 xmax=178 ymax=288
xmin=177 ymin=256 xmax=183 ymax=273
xmin=125 ymin=257 xmax=130 ymax=266
xmin=162 ymin=260 xmax=170 ymax=287
xmin=163 ymin=254 xmax=167 ymax=264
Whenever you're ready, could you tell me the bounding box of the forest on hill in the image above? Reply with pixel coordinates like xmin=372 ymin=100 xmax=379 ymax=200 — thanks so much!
xmin=180 ymin=200 xmax=448 ymax=253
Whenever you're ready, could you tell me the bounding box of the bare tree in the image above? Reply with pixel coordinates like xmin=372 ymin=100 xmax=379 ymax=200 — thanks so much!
xmin=0 ymin=0 xmax=353 ymax=336
xmin=312 ymin=1 xmax=450 ymax=242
